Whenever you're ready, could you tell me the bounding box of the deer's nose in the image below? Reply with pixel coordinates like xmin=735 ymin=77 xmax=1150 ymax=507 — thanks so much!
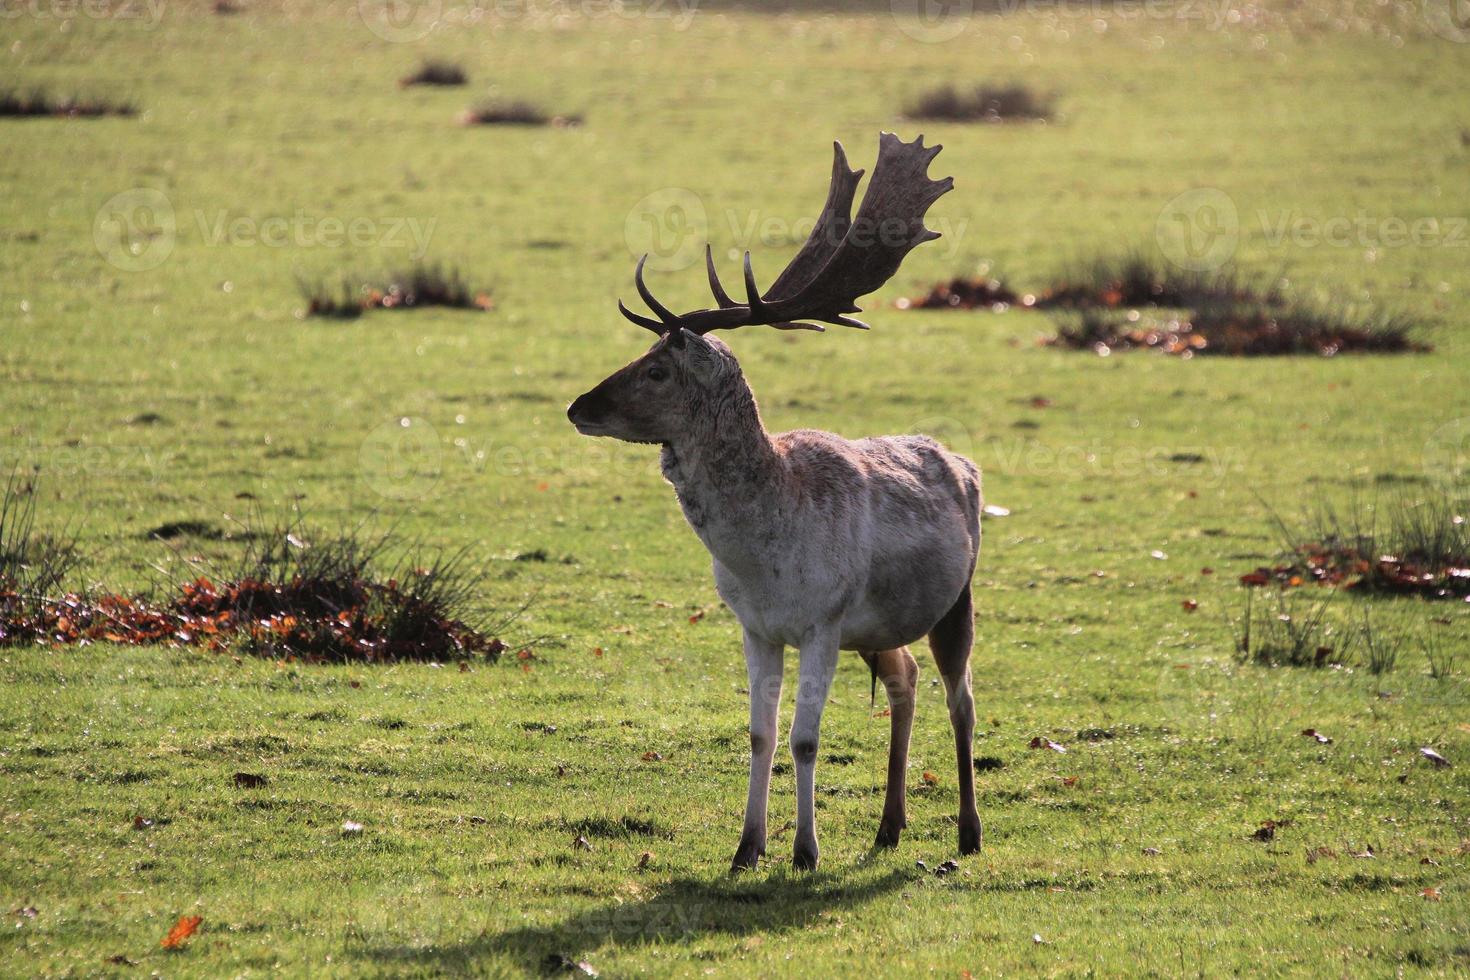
xmin=567 ymin=390 xmax=607 ymax=427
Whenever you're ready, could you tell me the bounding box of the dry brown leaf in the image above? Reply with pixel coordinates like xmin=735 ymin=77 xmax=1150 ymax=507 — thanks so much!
xmin=160 ymin=914 xmax=202 ymax=950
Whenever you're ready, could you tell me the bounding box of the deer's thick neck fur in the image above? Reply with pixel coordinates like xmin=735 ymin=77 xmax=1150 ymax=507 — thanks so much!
xmin=660 ymin=371 xmax=782 ymax=571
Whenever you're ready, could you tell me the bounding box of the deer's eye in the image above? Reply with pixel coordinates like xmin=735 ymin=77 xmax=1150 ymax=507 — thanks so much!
xmin=647 ymin=365 xmax=668 ymax=383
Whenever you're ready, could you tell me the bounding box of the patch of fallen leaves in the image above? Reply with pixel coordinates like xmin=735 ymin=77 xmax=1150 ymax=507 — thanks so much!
xmin=1239 ymin=546 xmax=1470 ymax=601
xmin=0 ymin=571 xmax=509 ymax=663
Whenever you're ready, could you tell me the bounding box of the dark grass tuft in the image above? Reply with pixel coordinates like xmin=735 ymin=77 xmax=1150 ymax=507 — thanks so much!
xmin=905 ymin=83 xmax=1055 ymax=123
xmin=1232 ymin=588 xmax=1346 ymax=669
xmin=897 ymin=275 xmax=1018 ymax=311
xmin=142 ymin=519 xmax=256 ymax=542
xmin=162 ymin=516 xmax=519 ymax=661
xmin=1032 ymin=253 xmax=1425 ymax=357
xmin=0 ymin=88 xmax=137 ymax=118
xmin=1033 ymin=253 xmax=1273 ymax=311
xmin=459 ymin=100 xmax=581 ymax=127
xmin=1 ymin=495 xmax=523 ymax=662
xmin=0 ymin=470 xmax=83 ymax=605
xmin=561 ymin=815 xmax=673 ymax=840
xmin=400 ymin=59 xmax=468 ymax=87
xmin=1242 ymin=489 xmax=1470 ymax=600
xmin=298 ymin=263 xmax=493 ymax=318
xmin=296 ymin=276 xmax=363 ymax=319
xmin=1048 ymin=303 xmax=1422 ymax=358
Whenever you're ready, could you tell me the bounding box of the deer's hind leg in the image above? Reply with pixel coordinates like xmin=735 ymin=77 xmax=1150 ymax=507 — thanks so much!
xmin=860 ymin=647 xmax=919 ymax=849
xmin=928 ymin=585 xmax=982 ymax=855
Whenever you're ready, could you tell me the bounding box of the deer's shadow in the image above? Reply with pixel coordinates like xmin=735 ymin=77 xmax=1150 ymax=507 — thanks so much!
xmin=356 ymin=865 xmax=912 ymax=973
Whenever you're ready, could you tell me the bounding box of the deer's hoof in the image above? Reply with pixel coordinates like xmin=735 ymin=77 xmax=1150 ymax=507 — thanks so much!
xmin=792 ymin=838 xmax=820 ymax=871
xmin=958 ymin=818 xmax=983 ymax=856
xmin=730 ymin=837 xmax=764 ymax=873
xmin=874 ymin=821 xmax=903 ymax=849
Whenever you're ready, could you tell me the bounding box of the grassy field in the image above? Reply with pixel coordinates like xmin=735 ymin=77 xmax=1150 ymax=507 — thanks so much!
xmin=3 ymin=0 xmax=1470 ymax=974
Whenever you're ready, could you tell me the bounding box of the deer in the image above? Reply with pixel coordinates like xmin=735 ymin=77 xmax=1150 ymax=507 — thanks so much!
xmin=567 ymin=133 xmax=982 ymax=872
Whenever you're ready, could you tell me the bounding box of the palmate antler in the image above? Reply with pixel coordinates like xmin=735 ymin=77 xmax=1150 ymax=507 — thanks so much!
xmin=619 ymin=132 xmax=953 ymax=336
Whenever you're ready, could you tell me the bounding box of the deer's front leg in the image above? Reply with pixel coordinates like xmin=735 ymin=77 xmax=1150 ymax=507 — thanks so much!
xmin=790 ymin=629 xmax=840 ymax=871
xmin=732 ymin=631 xmax=783 ymax=873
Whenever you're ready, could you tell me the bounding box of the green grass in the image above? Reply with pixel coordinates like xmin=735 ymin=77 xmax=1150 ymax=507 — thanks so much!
xmin=3 ymin=0 xmax=1469 ymax=974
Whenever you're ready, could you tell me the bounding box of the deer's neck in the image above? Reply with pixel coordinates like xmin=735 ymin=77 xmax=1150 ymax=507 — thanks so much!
xmin=660 ymin=379 xmax=783 ymax=566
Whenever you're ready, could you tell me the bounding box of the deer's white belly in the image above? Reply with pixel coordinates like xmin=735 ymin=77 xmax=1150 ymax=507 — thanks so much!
xmin=711 ymin=549 xmax=968 ymax=653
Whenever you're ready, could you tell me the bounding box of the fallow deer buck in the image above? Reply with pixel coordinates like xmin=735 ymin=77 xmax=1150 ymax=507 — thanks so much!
xmin=568 ymin=133 xmax=982 ymax=872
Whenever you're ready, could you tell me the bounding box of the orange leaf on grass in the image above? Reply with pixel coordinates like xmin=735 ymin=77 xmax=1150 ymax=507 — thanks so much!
xmin=922 ymin=770 xmax=939 ymax=785
xmin=160 ymin=915 xmax=202 ymax=949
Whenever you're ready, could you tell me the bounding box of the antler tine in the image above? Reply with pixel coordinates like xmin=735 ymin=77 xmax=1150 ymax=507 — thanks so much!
xmin=633 ymin=254 xmax=679 ymax=325
xmin=617 ymin=298 xmax=665 ymax=334
xmin=704 ymin=245 xmax=738 ymax=309
xmin=740 ymin=252 xmax=765 ymax=312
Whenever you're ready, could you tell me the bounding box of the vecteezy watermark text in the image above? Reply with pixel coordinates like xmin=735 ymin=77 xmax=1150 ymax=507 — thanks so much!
xmin=94 ymin=188 xmax=439 ymax=272
xmin=194 ymin=210 xmax=437 ymax=259
xmin=624 ymin=186 xmax=970 ymax=273
xmin=0 ymin=0 xmax=165 ymax=25
xmin=1156 ymin=187 xmax=1467 ymax=271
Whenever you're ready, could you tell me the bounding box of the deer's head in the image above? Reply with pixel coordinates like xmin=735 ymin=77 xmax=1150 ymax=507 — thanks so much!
xmin=566 ymin=328 xmax=742 ymax=445
xmin=568 ymin=133 xmax=952 ymax=446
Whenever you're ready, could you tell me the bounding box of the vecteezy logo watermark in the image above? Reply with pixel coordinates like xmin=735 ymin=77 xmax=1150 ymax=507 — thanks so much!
xmin=93 ymin=188 xmax=176 ymax=272
xmin=357 ymin=0 xmax=442 ymax=41
xmin=1154 ymin=187 xmax=1240 ymax=273
xmin=906 ymin=416 xmax=977 ymax=462
xmin=194 ymin=210 xmax=437 ymax=259
xmin=890 ymin=0 xmax=973 ymax=42
xmin=0 ymin=0 xmax=165 ymax=26
xmin=1423 ymin=0 xmax=1470 ymax=41
xmin=359 ymin=417 xmax=443 ymax=501
xmin=624 ymin=187 xmax=708 ymax=273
